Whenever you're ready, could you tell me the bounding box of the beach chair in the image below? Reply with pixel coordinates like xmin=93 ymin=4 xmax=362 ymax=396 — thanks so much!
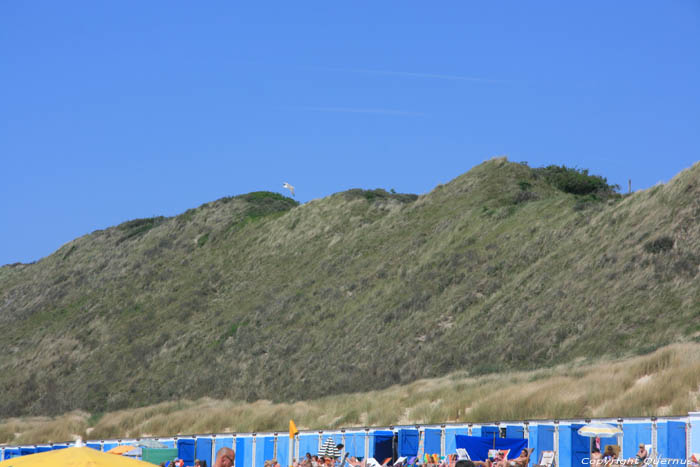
xmin=534 ymin=450 xmax=555 ymax=467
xmin=488 ymin=450 xmax=510 ymax=461
xmin=602 ymin=446 xmax=620 ymax=467
xmin=456 ymin=449 xmax=470 ymax=461
xmin=603 ymin=446 xmax=620 ymax=457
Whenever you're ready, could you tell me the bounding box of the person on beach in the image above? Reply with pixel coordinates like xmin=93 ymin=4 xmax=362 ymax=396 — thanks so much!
xmin=603 ymin=446 xmax=617 ymax=465
xmin=591 ymin=448 xmax=603 ymax=466
xmin=636 ymin=444 xmax=648 ymax=465
xmin=506 ymin=450 xmax=530 ymax=467
xmin=215 ymin=447 xmax=236 ymax=467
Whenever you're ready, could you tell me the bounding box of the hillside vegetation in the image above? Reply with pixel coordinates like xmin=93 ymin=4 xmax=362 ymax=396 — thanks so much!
xmin=1 ymin=158 xmax=699 ymax=418
xmin=2 ymin=343 xmax=699 ymax=444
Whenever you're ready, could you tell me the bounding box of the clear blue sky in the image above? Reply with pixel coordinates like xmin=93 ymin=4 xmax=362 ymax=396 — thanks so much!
xmin=2 ymin=1 xmax=699 ymax=265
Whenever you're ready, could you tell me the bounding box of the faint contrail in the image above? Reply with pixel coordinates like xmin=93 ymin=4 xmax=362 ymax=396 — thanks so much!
xmin=314 ymin=66 xmax=508 ymax=83
xmin=295 ymin=106 xmax=428 ymax=117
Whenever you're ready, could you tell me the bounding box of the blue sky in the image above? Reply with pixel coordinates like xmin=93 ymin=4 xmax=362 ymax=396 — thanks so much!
xmin=2 ymin=1 xmax=699 ymax=265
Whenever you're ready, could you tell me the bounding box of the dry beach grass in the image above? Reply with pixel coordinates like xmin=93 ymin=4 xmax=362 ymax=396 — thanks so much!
xmin=2 ymin=343 xmax=699 ymax=444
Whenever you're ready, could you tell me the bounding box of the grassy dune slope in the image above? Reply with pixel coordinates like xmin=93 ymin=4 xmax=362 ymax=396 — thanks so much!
xmin=2 ymin=343 xmax=699 ymax=444
xmin=1 ymin=158 xmax=698 ymax=417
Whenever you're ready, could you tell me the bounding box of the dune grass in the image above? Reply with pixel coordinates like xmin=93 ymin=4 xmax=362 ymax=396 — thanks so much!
xmin=2 ymin=344 xmax=698 ymax=445
xmin=1 ymin=160 xmax=698 ymax=419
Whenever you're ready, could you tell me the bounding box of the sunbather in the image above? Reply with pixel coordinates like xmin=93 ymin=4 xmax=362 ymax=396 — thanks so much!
xmin=591 ymin=448 xmax=604 ymax=466
xmin=636 ymin=444 xmax=648 ymax=464
xmin=602 ymin=446 xmax=617 ymax=465
xmin=472 ymin=450 xmax=506 ymax=467
xmin=505 ymin=450 xmax=530 ymax=467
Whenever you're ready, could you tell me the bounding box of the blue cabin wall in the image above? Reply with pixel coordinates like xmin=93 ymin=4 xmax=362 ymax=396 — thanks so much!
xmin=530 ymin=425 xmax=554 ymax=467
xmin=481 ymin=426 xmax=499 ymax=443
xmin=666 ymin=421 xmax=686 ymax=461
xmin=558 ymin=425 xmax=573 ymax=467
xmin=277 ymin=436 xmax=289 ymax=467
xmin=236 ymin=437 xmax=253 ymax=467
xmin=196 ymin=437 xmax=213 ymax=467
xmin=344 ymin=432 xmax=365 ymax=459
xmin=506 ymin=426 xmax=524 ymax=439
xmin=424 ymin=429 xmax=441 ymax=457
xmin=622 ymin=423 xmax=651 ymax=459
xmin=255 ymin=436 xmax=274 ymax=467
xmin=177 ymin=439 xmax=196 ymax=467
xmin=445 ymin=428 xmax=469 ymax=455
xmin=397 ymin=429 xmax=419 ymax=457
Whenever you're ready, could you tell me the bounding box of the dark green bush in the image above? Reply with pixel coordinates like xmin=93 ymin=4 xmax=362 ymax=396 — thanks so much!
xmin=239 ymin=191 xmax=291 ymax=203
xmin=116 ymin=217 xmax=165 ymax=244
xmin=197 ymin=233 xmax=209 ymax=247
xmin=343 ymin=188 xmax=418 ymax=204
xmin=644 ymin=236 xmax=674 ymax=254
xmin=517 ymin=180 xmax=532 ymax=191
xmin=237 ymin=191 xmax=299 ymax=222
xmin=533 ymin=165 xmax=619 ymax=195
xmin=118 ymin=217 xmax=164 ymax=231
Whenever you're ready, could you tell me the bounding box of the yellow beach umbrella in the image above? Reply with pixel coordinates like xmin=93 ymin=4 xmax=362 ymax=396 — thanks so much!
xmin=0 ymin=446 xmax=156 ymax=467
xmin=107 ymin=445 xmax=137 ymax=455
